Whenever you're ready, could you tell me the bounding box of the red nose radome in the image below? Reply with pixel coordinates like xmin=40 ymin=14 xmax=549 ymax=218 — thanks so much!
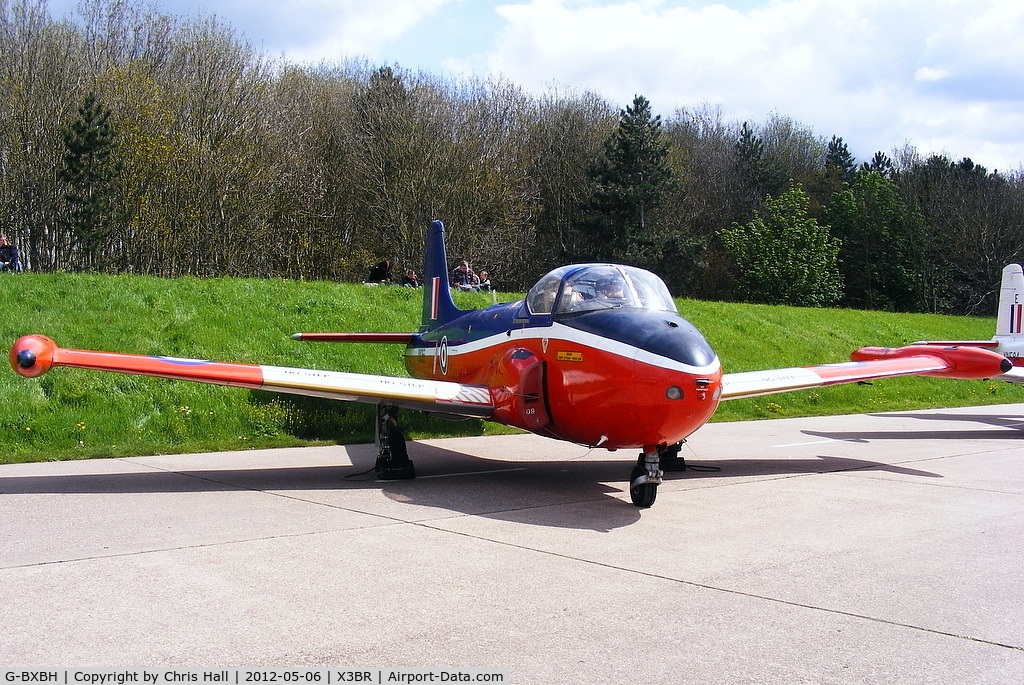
xmin=851 ymin=345 xmax=1013 ymax=380
xmin=10 ymin=335 xmax=58 ymax=378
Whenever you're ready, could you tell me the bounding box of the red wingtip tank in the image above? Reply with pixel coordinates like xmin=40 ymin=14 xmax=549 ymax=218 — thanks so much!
xmin=10 ymin=335 xmax=58 ymax=378
xmin=851 ymin=344 xmax=1012 ymax=380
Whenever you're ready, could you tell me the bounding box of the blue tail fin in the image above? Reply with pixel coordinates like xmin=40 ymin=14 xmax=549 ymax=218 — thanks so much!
xmin=421 ymin=220 xmax=463 ymax=330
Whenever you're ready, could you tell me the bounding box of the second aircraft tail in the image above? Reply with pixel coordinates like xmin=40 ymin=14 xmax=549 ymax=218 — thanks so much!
xmin=995 ymin=264 xmax=1024 ymax=338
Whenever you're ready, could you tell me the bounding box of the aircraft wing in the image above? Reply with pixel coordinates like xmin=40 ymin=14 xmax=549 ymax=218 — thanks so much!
xmin=9 ymin=335 xmax=493 ymax=417
xmin=720 ymin=344 xmax=1012 ymax=401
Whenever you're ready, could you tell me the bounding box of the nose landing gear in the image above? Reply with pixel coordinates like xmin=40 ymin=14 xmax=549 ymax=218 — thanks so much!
xmin=628 ymin=443 xmax=686 ymax=507
xmin=629 ymin=446 xmax=663 ymax=507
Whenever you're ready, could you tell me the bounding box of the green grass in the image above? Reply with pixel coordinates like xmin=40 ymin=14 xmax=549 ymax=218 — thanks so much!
xmin=0 ymin=273 xmax=1013 ymax=463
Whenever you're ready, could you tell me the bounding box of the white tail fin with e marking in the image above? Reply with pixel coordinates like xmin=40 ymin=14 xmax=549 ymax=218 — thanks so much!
xmin=995 ymin=264 xmax=1024 ymax=338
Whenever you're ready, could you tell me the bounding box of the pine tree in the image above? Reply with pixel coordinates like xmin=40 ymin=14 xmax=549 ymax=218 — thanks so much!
xmin=825 ymin=135 xmax=857 ymax=181
xmin=733 ymin=121 xmax=788 ymax=219
xmin=825 ymin=171 xmax=925 ymax=311
xmin=589 ymin=95 xmax=676 ymax=263
xmin=861 ymin=151 xmax=894 ymax=177
xmin=61 ymin=92 xmax=121 ymax=269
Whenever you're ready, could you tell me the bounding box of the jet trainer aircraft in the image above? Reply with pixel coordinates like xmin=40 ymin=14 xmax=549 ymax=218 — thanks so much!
xmin=9 ymin=221 xmax=1018 ymax=506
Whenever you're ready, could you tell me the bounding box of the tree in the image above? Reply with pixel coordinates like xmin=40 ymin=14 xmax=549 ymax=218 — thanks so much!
xmin=825 ymin=171 xmax=925 ymax=311
xmin=760 ymin=114 xmax=822 ymax=191
xmin=1 ymin=0 xmax=86 ymax=272
xmin=349 ymin=65 xmax=421 ymax=270
xmin=662 ymin=107 xmax=750 ymax=299
xmin=734 ymin=121 xmax=788 ymax=217
xmin=861 ymin=151 xmax=894 ymax=176
xmin=825 ymin=135 xmax=856 ymax=181
xmin=588 ymin=94 xmax=676 ymax=264
xmin=895 ymin=153 xmax=1024 ymax=314
xmin=719 ymin=185 xmax=843 ymax=307
xmin=526 ymin=91 xmax=612 ymax=276
xmin=61 ymin=91 xmax=121 ymax=269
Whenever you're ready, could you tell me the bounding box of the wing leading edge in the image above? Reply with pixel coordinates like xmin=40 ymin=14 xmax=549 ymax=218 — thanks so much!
xmin=10 ymin=335 xmax=493 ymax=417
xmin=720 ymin=344 xmax=1012 ymax=401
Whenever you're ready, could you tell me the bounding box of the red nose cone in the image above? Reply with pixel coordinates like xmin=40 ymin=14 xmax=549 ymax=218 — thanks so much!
xmin=10 ymin=335 xmax=57 ymax=378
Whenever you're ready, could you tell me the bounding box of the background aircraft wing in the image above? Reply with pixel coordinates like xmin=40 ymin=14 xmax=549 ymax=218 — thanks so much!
xmin=993 ymin=366 xmax=1024 ymax=384
xmin=720 ymin=344 xmax=1012 ymax=401
xmin=910 ymin=340 xmax=1024 ymax=385
xmin=10 ymin=335 xmax=493 ymax=417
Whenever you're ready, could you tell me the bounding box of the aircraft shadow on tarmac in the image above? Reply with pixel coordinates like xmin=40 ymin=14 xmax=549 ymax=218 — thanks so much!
xmin=0 ymin=439 xmax=946 ymax=531
xmin=800 ymin=409 xmax=1024 ymax=444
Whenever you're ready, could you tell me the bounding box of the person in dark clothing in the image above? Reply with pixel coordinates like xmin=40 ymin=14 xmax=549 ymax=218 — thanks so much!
xmin=0 ymin=235 xmax=21 ymax=272
xmin=451 ymin=260 xmax=478 ymax=291
xmin=401 ymin=269 xmax=420 ymax=288
xmin=366 ymin=259 xmax=392 ymax=284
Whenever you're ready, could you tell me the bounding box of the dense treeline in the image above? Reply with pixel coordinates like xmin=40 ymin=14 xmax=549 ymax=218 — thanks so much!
xmin=3 ymin=0 xmax=1023 ymax=315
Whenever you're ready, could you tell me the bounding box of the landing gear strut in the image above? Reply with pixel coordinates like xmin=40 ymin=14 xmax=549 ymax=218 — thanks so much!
xmin=629 ymin=446 xmax=663 ymax=507
xmin=374 ymin=405 xmax=416 ymax=480
xmin=628 ymin=442 xmax=685 ymax=507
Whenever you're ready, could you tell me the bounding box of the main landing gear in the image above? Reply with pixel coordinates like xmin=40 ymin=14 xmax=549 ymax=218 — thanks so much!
xmin=628 ymin=442 xmax=686 ymax=507
xmin=374 ymin=405 xmax=416 ymax=480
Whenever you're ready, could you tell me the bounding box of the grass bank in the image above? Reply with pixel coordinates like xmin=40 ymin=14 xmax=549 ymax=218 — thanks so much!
xmin=0 ymin=273 xmax=1014 ymax=463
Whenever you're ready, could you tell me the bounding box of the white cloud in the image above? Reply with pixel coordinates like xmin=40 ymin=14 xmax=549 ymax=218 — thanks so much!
xmin=49 ymin=0 xmax=459 ymax=64
xmin=462 ymin=0 xmax=1024 ymax=170
xmin=914 ymin=67 xmax=949 ymax=83
xmin=234 ymin=0 xmax=457 ymax=63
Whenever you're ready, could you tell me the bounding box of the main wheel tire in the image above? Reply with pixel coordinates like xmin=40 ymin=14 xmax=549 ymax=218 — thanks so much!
xmin=629 ymin=465 xmax=658 ymax=507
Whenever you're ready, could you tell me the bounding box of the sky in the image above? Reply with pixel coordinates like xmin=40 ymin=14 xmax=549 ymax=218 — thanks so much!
xmin=46 ymin=0 xmax=1024 ymax=172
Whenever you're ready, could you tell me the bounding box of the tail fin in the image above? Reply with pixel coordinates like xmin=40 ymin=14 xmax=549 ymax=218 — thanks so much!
xmin=995 ymin=264 xmax=1024 ymax=337
xmin=421 ymin=220 xmax=463 ymax=331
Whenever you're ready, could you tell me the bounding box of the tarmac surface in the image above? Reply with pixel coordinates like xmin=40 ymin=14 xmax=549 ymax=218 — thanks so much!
xmin=1 ymin=404 xmax=1023 ymax=682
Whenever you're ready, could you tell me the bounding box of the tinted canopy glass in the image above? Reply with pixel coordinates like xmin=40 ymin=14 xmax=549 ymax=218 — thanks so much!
xmin=548 ymin=265 xmax=678 ymax=315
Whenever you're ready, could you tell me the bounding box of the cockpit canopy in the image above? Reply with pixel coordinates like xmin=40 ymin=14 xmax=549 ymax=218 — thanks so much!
xmin=527 ymin=264 xmax=678 ymax=317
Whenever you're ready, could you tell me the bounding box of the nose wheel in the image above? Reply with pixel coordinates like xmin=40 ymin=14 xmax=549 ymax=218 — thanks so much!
xmin=629 ymin=446 xmax=665 ymax=507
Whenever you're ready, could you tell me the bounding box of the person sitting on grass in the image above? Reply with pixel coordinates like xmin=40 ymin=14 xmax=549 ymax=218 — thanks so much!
xmin=0 ymin=234 xmax=22 ymax=272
